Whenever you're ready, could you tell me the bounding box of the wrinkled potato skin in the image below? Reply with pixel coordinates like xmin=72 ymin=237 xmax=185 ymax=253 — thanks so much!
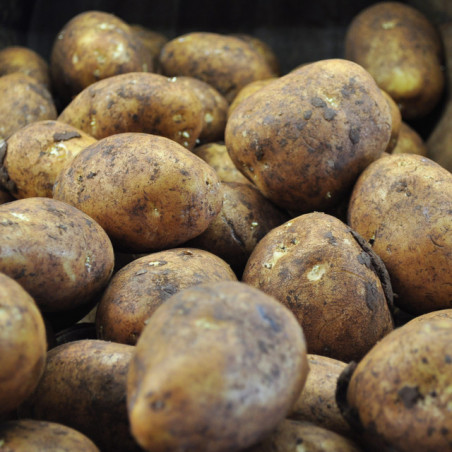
xmin=96 ymin=248 xmax=237 ymax=345
xmin=243 ymin=212 xmax=394 ymax=362
xmin=0 ymin=273 xmax=47 ymax=415
xmin=19 ymin=339 xmax=140 ymax=452
xmin=0 ymin=419 xmax=100 ymax=451
xmin=0 ymin=197 xmax=114 ymax=312
xmin=4 ymin=120 xmax=97 ymax=198
xmin=345 ymin=318 xmax=452 ymax=452
xmin=225 ymin=59 xmax=392 ymax=214
xmin=391 ymin=121 xmax=427 ymax=156
xmin=187 ymin=181 xmax=290 ymax=276
xmin=289 ymin=355 xmax=352 ymax=437
xmin=127 ymin=281 xmax=309 ymax=452
xmin=348 ymin=153 xmax=452 ymax=314
xmin=345 ymin=2 xmax=445 ymax=120
xmin=0 ymin=46 xmax=50 ymax=89
xmin=53 ymin=133 xmax=223 ymax=252
xmin=0 ymin=73 xmax=56 ymax=140
xmin=160 ymin=32 xmax=275 ymax=102
xmin=51 ymin=11 xmax=152 ymax=102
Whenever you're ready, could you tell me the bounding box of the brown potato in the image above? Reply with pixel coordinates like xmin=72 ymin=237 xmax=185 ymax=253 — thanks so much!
xmin=345 ymin=2 xmax=445 ymax=120
xmin=0 ymin=419 xmax=100 ymax=451
xmin=0 ymin=73 xmax=56 ymax=140
xmin=19 ymin=339 xmax=141 ymax=452
xmin=160 ymin=32 xmax=275 ymax=102
xmin=127 ymin=281 xmax=309 ymax=452
xmin=392 ymin=121 xmax=428 ymax=156
xmin=50 ymin=10 xmax=153 ymax=103
xmin=338 ymin=318 xmax=452 ymax=451
xmin=53 ymin=133 xmax=223 ymax=252
xmin=130 ymin=24 xmax=168 ymax=73
xmin=0 ymin=46 xmax=50 ymax=89
xmin=225 ymin=58 xmax=392 ymax=214
xmin=347 ymin=153 xmax=452 ymax=315
xmin=57 ymin=72 xmax=204 ymax=149
xmin=0 ymin=272 xmax=47 ymax=416
xmin=381 ymin=89 xmax=402 ymax=153
xmin=3 ymin=120 xmax=96 ymax=198
xmin=242 ymin=212 xmax=394 ymax=362
xmin=404 ymin=308 xmax=452 ymax=326
xmin=96 ymin=248 xmax=237 ymax=345
xmin=186 ymin=181 xmax=290 ymax=276
xmin=0 ymin=197 xmax=114 ymax=312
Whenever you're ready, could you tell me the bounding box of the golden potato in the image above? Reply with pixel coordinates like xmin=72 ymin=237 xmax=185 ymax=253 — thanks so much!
xmin=127 ymin=281 xmax=309 ymax=452
xmin=53 ymin=133 xmax=223 ymax=252
xmin=392 ymin=121 xmax=427 ymax=156
xmin=345 ymin=2 xmax=445 ymax=120
xmin=0 ymin=197 xmax=114 ymax=312
xmin=0 ymin=272 xmax=46 ymax=416
xmin=96 ymin=248 xmax=237 ymax=345
xmin=225 ymin=58 xmax=392 ymax=214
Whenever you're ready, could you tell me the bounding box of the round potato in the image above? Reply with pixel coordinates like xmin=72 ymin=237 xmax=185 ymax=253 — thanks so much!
xmin=53 ymin=133 xmax=223 ymax=252
xmin=0 ymin=197 xmax=114 ymax=312
xmin=225 ymin=58 xmax=392 ymax=214
xmin=391 ymin=121 xmax=427 ymax=156
xmin=96 ymin=248 xmax=237 ymax=345
xmin=0 ymin=272 xmax=47 ymax=416
xmin=127 ymin=281 xmax=309 ymax=452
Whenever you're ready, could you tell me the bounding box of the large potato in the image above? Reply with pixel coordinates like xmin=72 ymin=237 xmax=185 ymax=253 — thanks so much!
xmin=127 ymin=281 xmax=309 ymax=452
xmin=225 ymin=58 xmax=392 ymax=214
xmin=0 ymin=197 xmax=114 ymax=312
xmin=57 ymin=72 xmax=204 ymax=149
xmin=53 ymin=133 xmax=223 ymax=252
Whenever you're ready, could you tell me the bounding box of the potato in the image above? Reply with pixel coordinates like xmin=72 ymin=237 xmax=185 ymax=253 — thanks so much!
xmin=391 ymin=121 xmax=427 ymax=156
xmin=225 ymin=58 xmax=392 ymax=214
xmin=0 ymin=197 xmax=114 ymax=312
xmin=288 ymin=354 xmax=352 ymax=437
xmin=96 ymin=248 xmax=237 ymax=345
xmin=405 ymin=308 xmax=452 ymax=325
xmin=345 ymin=2 xmax=445 ymax=120
xmin=160 ymin=32 xmax=275 ymax=102
xmin=0 ymin=73 xmax=56 ymax=140
xmin=2 ymin=120 xmax=96 ymax=198
xmin=127 ymin=281 xmax=309 ymax=452
xmin=0 ymin=419 xmax=100 ymax=451
xmin=0 ymin=272 xmax=47 ymax=417
xmin=57 ymin=71 xmax=204 ymax=149
xmin=347 ymin=153 xmax=452 ymax=315
xmin=19 ymin=339 xmax=141 ymax=452
xmin=337 ymin=318 xmax=452 ymax=451
xmin=186 ymin=181 xmax=290 ymax=276
xmin=130 ymin=24 xmax=168 ymax=73
xmin=381 ymin=89 xmax=401 ymax=153
xmin=0 ymin=46 xmax=50 ymax=89
xmin=242 ymin=212 xmax=394 ymax=362
xmin=50 ymin=10 xmax=153 ymax=103
xmin=53 ymin=132 xmax=222 ymax=252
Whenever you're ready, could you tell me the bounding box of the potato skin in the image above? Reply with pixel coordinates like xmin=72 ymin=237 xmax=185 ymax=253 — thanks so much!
xmin=160 ymin=32 xmax=275 ymax=102
xmin=19 ymin=339 xmax=141 ymax=452
xmin=96 ymin=248 xmax=237 ymax=345
xmin=391 ymin=121 xmax=427 ymax=156
xmin=225 ymin=58 xmax=392 ymax=214
xmin=348 ymin=153 xmax=452 ymax=315
xmin=0 ymin=419 xmax=100 ymax=451
xmin=0 ymin=272 xmax=47 ymax=416
xmin=127 ymin=281 xmax=309 ymax=452
xmin=58 ymin=72 xmax=204 ymax=149
xmin=0 ymin=197 xmax=114 ymax=312
xmin=53 ymin=133 xmax=223 ymax=252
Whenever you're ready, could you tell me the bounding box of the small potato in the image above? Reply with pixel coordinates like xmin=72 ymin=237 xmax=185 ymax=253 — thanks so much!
xmin=391 ymin=121 xmax=427 ymax=156
xmin=127 ymin=281 xmax=309 ymax=452
xmin=381 ymin=90 xmax=402 ymax=153
xmin=130 ymin=24 xmax=168 ymax=72
xmin=0 ymin=272 xmax=47 ymax=416
xmin=160 ymin=32 xmax=275 ymax=102
xmin=0 ymin=46 xmax=50 ymax=89
xmin=3 ymin=120 xmax=97 ymax=198
xmin=53 ymin=133 xmax=223 ymax=252
xmin=58 ymin=72 xmax=204 ymax=149
xmin=0 ymin=73 xmax=57 ymax=140
xmin=0 ymin=419 xmax=100 ymax=451
xmin=0 ymin=197 xmax=114 ymax=312
xmin=96 ymin=248 xmax=237 ymax=345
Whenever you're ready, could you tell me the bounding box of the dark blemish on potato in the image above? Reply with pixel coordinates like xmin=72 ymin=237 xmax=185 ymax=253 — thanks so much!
xmin=323 ymin=108 xmax=337 ymax=121
xmin=53 ymin=131 xmax=81 ymax=142
xmin=325 ymin=231 xmax=337 ymax=245
xmin=349 ymin=127 xmax=360 ymax=144
xmin=257 ymin=305 xmax=282 ymax=332
xmin=87 ymin=172 xmax=97 ymax=179
xmin=422 ymin=357 xmax=428 ymax=364
xmin=296 ymin=438 xmax=304 ymax=445
xmin=225 ymin=217 xmax=245 ymax=248
xmin=441 ymin=427 xmax=450 ymax=436
xmin=303 ymin=110 xmax=312 ymax=120
xmin=398 ymin=385 xmax=423 ymax=409
xmin=311 ymin=97 xmax=326 ymax=108
xmin=357 ymin=251 xmax=372 ymax=269
xmin=132 ymin=114 xmax=139 ymax=122
xmin=255 ymin=149 xmax=264 ymax=161
xmin=150 ymin=399 xmax=165 ymax=411
xmin=364 ymin=281 xmax=379 ymax=311
xmin=427 ymin=427 xmax=435 ymax=437
xmin=180 ymin=169 xmax=189 ymax=177
xmin=394 ymin=180 xmax=411 ymax=197
xmin=258 ymin=339 xmax=269 ymax=354
xmin=445 ymin=354 xmax=451 ymax=364
xmin=107 ymin=99 xmax=114 ymax=109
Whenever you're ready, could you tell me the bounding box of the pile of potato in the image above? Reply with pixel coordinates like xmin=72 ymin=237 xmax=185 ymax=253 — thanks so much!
xmin=0 ymin=2 xmax=451 ymax=451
